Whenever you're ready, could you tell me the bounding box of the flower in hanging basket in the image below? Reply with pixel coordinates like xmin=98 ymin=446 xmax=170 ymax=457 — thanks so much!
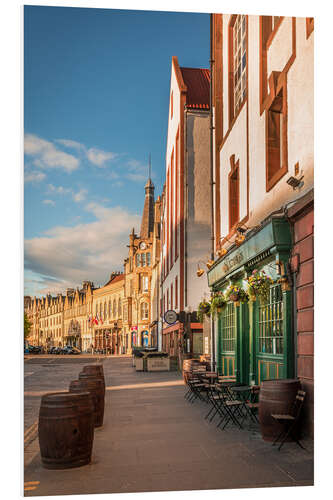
xmin=225 ymin=285 xmax=249 ymax=304
xmin=246 ymin=269 xmax=274 ymax=305
xmin=197 ymin=299 xmax=211 ymax=323
xmin=210 ymin=292 xmax=226 ymax=318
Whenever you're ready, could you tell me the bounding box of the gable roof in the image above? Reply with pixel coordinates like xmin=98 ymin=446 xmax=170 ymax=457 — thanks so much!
xmin=103 ymin=273 xmax=124 ymax=287
xmin=179 ymin=67 xmax=210 ymax=109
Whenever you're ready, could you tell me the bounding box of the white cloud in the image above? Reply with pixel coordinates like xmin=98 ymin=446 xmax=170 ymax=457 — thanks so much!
xmin=43 ymin=199 xmax=56 ymax=206
xmin=24 ymin=204 xmax=141 ymax=295
xmin=55 ymin=139 xmax=85 ymax=152
xmin=73 ymin=189 xmax=87 ymax=203
xmin=126 ymin=158 xmax=149 ymax=182
xmin=86 ymin=147 xmax=117 ymax=167
xmin=24 ymin=134 xmax=79 ymax=172
xmin=47 ymin=184 xmax=71 ymax=195
xmin=25 ymin=171 xmax=46 ymax=183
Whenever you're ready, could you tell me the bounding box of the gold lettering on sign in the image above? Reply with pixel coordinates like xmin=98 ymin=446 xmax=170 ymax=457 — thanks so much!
xmin=222 ymin=251 xmax=244 ymax=273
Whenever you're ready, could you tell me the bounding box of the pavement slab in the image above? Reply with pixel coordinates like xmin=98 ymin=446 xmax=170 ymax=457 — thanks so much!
xmin=24 ymin=355 xmax=314 ymax=497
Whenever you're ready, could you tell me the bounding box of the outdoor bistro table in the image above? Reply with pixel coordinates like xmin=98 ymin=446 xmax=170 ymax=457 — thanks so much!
xmin=200 ymin=372 xmax=219 ymax=385
xmin=231 ymin=385 xmax=260 ymax=422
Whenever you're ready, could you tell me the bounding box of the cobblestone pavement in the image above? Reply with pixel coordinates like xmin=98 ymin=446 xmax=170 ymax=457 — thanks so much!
xmin=24 ymin=356 xmax=314 ymax=496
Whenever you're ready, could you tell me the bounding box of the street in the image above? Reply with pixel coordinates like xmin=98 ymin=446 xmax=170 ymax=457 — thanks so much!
xmin=24 ymin=356 xmax=313 ymax=496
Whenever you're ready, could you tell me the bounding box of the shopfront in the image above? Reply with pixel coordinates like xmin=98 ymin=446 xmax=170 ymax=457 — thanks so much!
xmin=207 ymin=216 xmax=294 ymax=385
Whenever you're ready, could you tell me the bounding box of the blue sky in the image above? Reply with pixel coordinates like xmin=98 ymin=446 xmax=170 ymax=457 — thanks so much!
xmin=24 ymin=5 xmax=210 ymax=296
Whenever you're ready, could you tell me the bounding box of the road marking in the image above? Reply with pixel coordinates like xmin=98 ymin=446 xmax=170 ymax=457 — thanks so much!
xmin=25 ymin=372 xmax=34 ymax=377
xmin=24 ymin=481 xmax=40 ymax=486
xmin=24 ymin=420 xmax=38 ymax=448
xmin=24 ymin=486 xmax=37 ymax=491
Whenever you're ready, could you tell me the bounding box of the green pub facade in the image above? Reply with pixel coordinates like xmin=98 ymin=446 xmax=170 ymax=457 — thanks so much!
xmin=207 ymin=216 xmax=295 ymax=386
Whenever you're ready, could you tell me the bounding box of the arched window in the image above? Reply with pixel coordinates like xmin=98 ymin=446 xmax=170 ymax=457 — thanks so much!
xmin=104 ymin=302 xmax=107 ymax=319
xmin=118 ymin=298 xmax=122 ymax=317
xmin=113 ymin=299 xmax=116 ymax=318
xmin=108 ymin=300 xmax=112 ymax=318
xmin=140 ymin=302 xmax=149 ymax=321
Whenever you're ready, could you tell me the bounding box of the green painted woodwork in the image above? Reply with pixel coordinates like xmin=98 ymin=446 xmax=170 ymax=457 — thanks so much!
xmin=207 ymin=217 xmax=292 ymax=288
xmin=210 ymin=216 xmax=294 ymax=386
xmin=217 ymin=303 xmax=236 ymax=377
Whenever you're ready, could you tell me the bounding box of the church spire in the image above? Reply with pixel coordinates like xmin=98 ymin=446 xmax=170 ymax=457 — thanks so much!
xmin=140 ymin=154 xmax=155 ymax=239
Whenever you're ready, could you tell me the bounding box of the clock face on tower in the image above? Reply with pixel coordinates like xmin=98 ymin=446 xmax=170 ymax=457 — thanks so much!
xmin=139 ymin=242 xmax=146 ymax=250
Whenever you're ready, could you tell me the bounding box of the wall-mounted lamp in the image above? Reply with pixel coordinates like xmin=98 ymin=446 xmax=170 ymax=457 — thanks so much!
xmin=286 ymin=175 xmax=304 ymax=190
xmin=196 ymin=261 xmax=205 ymax=277
xmin=235 ymin=233 xmax=246 ymax=246
xmin=216 ymin=247 xmax=227 ymax=258
xmin=206 ymin=260 xmax=215 ymax=270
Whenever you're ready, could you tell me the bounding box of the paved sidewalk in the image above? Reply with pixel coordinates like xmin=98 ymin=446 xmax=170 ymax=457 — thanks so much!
xmin=24 ymin=356 xmax=314 ymax=496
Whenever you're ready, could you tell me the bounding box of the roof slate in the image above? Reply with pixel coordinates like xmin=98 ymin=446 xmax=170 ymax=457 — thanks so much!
xmin=180 ymin=67 xmax=210 ymax=109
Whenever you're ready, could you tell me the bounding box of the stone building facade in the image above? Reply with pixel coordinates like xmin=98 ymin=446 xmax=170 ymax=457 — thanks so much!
xmin=91 ymin=272 xmax=125 ymax=354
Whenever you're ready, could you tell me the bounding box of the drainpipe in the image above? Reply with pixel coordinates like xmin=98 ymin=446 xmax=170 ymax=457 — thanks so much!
xmin=283 ymin=204 xmax=297 ymax=379
xmin=184 ymin=107 xmax=189 ymax=309
xmin=209 ymin=13 xmax=216 ymax=371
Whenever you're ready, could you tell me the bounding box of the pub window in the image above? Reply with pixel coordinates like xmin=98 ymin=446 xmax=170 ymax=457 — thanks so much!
xmin=146 ymin=252 xmax=151 ymax=266
xmin=266 ymin=83 xmax=287 ymax=191
xmin=136 ymin=253 xmax=140 ymax=267
xmin=229 ymin=14 xmax=247 ymax=122
xmin=123 ymin=304 xmax=128 ymax=321
xmin=258 ymin=284 xmax=283 ymax=355
xmin=229 ymin=160 xmax=239 ymax=231
xmin=260 ymin=16 xmax=283 ymax=111
xmin=142 ymin=274 xmax=149 ymax=293
xmin=141 ymin=252 xmax=146 ymax=267
xmin=221 ymin=303 xmax=236 ymax=352
xmin=141 ymin=302 xmax=149 ymax=320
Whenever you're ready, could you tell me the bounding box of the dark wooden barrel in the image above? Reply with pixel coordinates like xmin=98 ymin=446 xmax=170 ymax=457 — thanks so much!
xmin=38 ymin=391 xmax=94 ymax=469
xmin=81 ymin=365 xmax=105 ymax=394
xmin=182 ymin=358 xmax=201 ymax=381
xmin=69 ymin=379 xmax=104 ymax=428
xmin=259 ymin=378 xmax=301 ymax=442
xmin=78 ymin=373 xmax=105 ymax=426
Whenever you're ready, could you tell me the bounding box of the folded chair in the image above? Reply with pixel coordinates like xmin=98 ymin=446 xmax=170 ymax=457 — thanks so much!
xmin=214 ymin=385 xmax=246 ymax=430
xmin=245 ymin=386 xmax=260 ymax=424
xmin=271 ymin=390 xmax=306 ymax=451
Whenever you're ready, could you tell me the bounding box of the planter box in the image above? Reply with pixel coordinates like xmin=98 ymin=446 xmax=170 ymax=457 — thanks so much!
xmin=147 ymin=357 xmax=170 ymax=372
xmin=135 ymin=358 xmax=144 ymax=371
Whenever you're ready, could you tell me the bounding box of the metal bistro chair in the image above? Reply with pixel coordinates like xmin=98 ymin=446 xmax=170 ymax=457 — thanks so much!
xmin=185 ymin=372 xmax=209 ymax=404
xmin=271 ymin=390 xmax=306 ymax=451
xmin=212 ymin=384 xmax=246 ymax=430
xmin=245 ymin=385 xmax=260 ymax=424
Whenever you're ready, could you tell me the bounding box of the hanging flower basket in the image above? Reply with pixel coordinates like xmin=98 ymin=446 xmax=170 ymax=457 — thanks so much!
xmin=246 ymin=269 xmax=274 ymax=305
xmin=210 ymin=292 xmax=226 ymax=318
xmin=197 ymin=300 xmax=211 ymax=323
xmin=225 ymin=285 xmax=248 ymax=306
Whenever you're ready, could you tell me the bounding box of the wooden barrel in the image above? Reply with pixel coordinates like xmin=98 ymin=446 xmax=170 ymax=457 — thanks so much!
xmin=81 ymin=365 xmax=105 ymax=394
xmin=38 ymin=392 xmax=94 ymax=469
xmin=259 ymin=378 xmax=301 ymax=442
xmin=182 ymin=358 xmax=201 ymax=381
xmin=69 ymin=379 xmax=104 ymax=428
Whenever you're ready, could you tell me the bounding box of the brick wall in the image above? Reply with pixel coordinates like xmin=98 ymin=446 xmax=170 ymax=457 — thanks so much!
xmin=289 ymin=191 xmax=314 ymax=437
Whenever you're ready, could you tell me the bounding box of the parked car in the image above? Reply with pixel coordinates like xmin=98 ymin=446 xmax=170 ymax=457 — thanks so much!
xmin=60 ymin=346 xmax=81 ymax=355
xmin=53 ymin=346 xmax=62 ymax=355
xmin=27 ymin=344 xmax=42 ymax=354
